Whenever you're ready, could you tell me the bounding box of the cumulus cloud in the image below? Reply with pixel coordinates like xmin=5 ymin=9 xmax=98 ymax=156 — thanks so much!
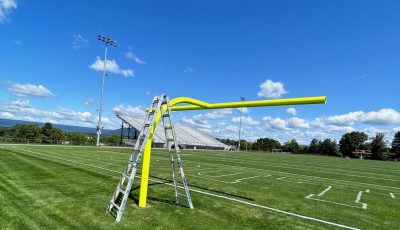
xmin=257 ymin=79 xmax=287 ymax=98
xmin=287 ymin=117 xmax=309 ymax=129
xmin=0 ymin=0 xmax=17 ymax=23
xmin=72 ymin=34 xmax=88 ymax=49
xmin=8 ymin=83 xmax=55 ymax=97
xmin=286 ymin=107 xmax=297 ymax=116
xmin=231 ymin=116 xmax=260 ymax=126
xmin=324 ymin=108 xmax=400 ymax=126
xmin=113 ymin=105 xmax=146 ymax=118
xmin=237 ymin=107 xmax=250 ymax=113
xmin=269 ymin=118 xmax=289 ymax=130
xmin=0 ymin=99 xmax=118 ymax=128
xmin=194 ymin=109 xmax=232 ymax=120
xmin=125 ymin=51 xmax=146 ymax=64
xmin=89 ymin=56 xmax=134 ymax=77
xmin=181 ymin=116 xmax=212 ymax=129
xmin=0 ymin=111 xmax=15 ymax=119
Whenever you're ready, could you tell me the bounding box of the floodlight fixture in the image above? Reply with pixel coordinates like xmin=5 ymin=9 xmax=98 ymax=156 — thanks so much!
xmin=96 ymin=34 xmax=118 ymax=146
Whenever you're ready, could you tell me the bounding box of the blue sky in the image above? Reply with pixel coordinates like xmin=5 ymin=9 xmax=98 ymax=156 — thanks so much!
xmin=1 ymin=0 xmax=399 ymax=144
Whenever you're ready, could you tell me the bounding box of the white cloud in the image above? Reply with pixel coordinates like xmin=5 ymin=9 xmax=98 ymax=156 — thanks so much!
xmin=262 ymin=116 xmax=272 ymax=121
xmin=362 ymin=127 xmax=388 ymax=136
xmin=324 ymin=108 xmax=400 ymax=126
xmin=269 ymin=118 xmax=289 ymax=130
xmin=181 ymin=116 xmax=212 ymax=129
xmin=113 ymin=105 xmax=146 ymax=118
xmin=0 ymin=0 xmax=17 ymax=23
xmin=393 ymin=127 xmax=400 ymax=133
xmin=8 ymin=83 xmax=55 ymax=97
xmin=287 ymin=117 xmax=309 ymax=129
xmin=89 ymin=56 xmax=134 ymax=77
xmin=257 ymin=79 xmax=287 ymax=98
xmin=125 ymin=51 xmax=146 ymax=64
xmin=231 ymin=116 xmax=260 ymax=126
xmin=286 ymin=107 xmax=297 ymax=116
xmin=237 ymin=107 xmax=250 ymax=113
xmin=193 ymin=109 xmax=232 ymax=120
xmin=0 ymin=99 xmax=118 ymax=128
xmin=72 ymin=34 xmax=88 ymax=49
xmin=0 ymin=111 xmax=15 ymax=119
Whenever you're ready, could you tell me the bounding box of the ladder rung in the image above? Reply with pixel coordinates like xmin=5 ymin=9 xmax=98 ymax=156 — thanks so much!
xmin=162 ymin=113 xmax=170 ymax=117
xmin=144 ymin=123 xmax=150 ymax=127
xmin=123 ymin=174 xmax=130 ymax=179
xmin=164 ymin=125 xmax=172 ymax=129
xmin=118 ymin=188 xmax=125 ymax=195
xmin=111 ymin=202 xmax=120 ymax=210
xmin=167 ymin=138 xmax=175 ymax=142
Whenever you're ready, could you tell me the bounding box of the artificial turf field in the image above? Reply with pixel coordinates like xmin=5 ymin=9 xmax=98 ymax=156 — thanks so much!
xmin=0 ymin=145 xmax=399 ymax=229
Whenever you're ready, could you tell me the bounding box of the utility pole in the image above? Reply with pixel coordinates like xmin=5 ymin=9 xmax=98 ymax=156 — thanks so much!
xmin=238 ymin=97 xmax=245 ymax=151
xmin=96 ymin=34 xmax=117 ymax=146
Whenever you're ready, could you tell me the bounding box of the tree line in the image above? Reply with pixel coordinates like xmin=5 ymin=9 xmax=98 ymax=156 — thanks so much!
xmin=220 ymin=131 xmax=400 ymax=161
xmin=0 ymin=122 xmax=122 ymax=145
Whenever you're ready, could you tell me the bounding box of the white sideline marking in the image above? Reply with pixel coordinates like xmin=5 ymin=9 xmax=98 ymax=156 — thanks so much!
xmin=390 ymin=193 xmax=396 ymax=199
xmin=231 ymin=175 xmax=261 ymax=184
xmin=15 ymin=148 xmax=361 ymax=230
xmin=354 ymin=190 xmax=368 ymax=210
xmin=317 ymin=186 xmax=332 ymax=197
xmin=276 ymin=177 xmax=285 ymax=180
xmin=296 ymin=182 xmax=302 ymax=184
xmin=366 ymin=189 xmax=370 ymax=193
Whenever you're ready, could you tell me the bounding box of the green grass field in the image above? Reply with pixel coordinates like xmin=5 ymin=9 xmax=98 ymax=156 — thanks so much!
xmin=0 ymin=145 xmax=399 ymax=229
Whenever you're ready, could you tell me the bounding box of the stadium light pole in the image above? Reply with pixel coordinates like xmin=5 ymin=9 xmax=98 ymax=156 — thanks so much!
xmin=96 ymin=35 xmax=117 ymax=146
xmin=238 ymin=97 xmax=245 ymax=151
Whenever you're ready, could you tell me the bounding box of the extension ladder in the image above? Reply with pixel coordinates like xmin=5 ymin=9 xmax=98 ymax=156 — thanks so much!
xmin=106 ymin=94 xmax=193 ymax=222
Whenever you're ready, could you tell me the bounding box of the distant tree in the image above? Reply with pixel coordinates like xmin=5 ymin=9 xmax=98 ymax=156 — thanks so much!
xmin=15 ymin=124 xmax=41 ymax=140
xmin=102 ymin=135 xmax=122 ymax=146
xmin=283 ymin=139 xmax=300 ymax=153
xmin=371 ymin=133 xmax=386 ymax=160
xmin=308 ymin=139 xmax=320 ymax=154
xmin=40 ymin=122 xmax=64 ymax=143
xmin=252 ymin=138 xmax=281 ymax=151
xmin=391 ymin=131 xmax=400 ymax=158
xmin=339 ymin=131 xmax=368 ymax=157
xmin=319 ymin=139 xmax=339 ymax=156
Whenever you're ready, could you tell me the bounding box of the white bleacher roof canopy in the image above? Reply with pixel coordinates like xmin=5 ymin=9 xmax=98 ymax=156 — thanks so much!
xmin=116 ymin=113 xmax=227 ymax=148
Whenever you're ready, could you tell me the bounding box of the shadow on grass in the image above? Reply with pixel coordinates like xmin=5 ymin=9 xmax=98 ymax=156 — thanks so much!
xmin=149 ymin=175 xmax=255 ymax=201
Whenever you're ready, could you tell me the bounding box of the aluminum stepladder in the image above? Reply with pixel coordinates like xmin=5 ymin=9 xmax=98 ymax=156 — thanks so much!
xmin=161 ymin=95 xmax=193 ymax=210
xmin=106 ymin=94 xmax=193 ymax=223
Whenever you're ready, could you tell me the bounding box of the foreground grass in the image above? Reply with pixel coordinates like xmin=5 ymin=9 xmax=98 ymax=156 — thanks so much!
xmin=0 ymin=145 xmax=399 ymax=229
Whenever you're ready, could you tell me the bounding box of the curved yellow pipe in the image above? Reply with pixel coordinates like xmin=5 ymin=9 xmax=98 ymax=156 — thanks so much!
xmin=169 ymin=96 xmax=326 ymax=111
xmin=138 ymin=95 xmax=327 ymax=208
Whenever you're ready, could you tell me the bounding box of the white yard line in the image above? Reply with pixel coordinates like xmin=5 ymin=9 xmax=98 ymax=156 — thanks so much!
xmin=15 ymin=148 xmax=361 ymax=230
xmin=276 ymin=177 xmax=286 ymax=180
xmin=231 ymin=175 xmax=261 ymax=184
xmin=317 ymin=186 xmax=332 ymax=197
xmin=389 ymin=193 xmax=396 ymax=199
xmin=306 ymin=196 xmax=365 ymax=210
xmin=354 ymin=190 xmax=368 ymax=209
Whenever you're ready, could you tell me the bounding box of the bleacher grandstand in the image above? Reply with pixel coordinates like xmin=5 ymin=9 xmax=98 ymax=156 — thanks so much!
xmin=116 ymin=113 xmax=229 ymax=150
